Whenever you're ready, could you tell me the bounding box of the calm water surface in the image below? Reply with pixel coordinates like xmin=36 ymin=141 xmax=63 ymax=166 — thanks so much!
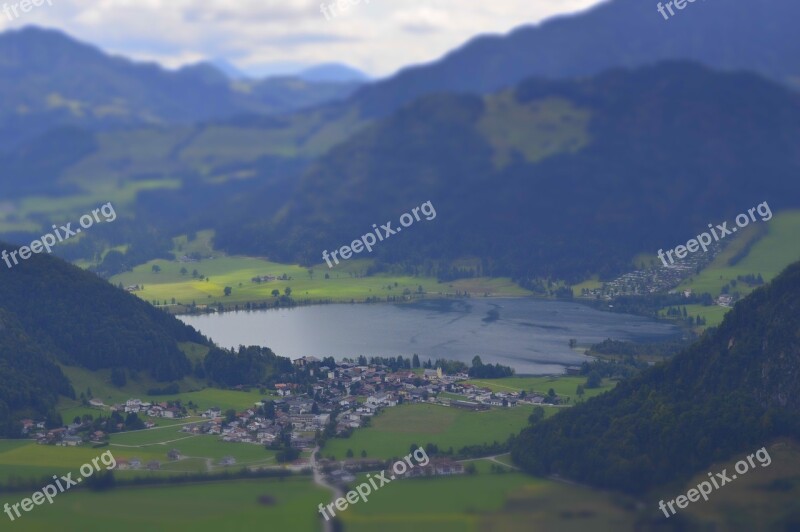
xmin=179 ymin=298 xmax=681 ymax=374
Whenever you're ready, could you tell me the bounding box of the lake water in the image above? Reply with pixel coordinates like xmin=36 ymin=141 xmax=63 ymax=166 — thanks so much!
xmin=179 ymin=298 xmax=681 ymax=374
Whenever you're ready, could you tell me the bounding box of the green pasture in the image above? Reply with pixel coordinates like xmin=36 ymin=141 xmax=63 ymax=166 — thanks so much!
xmin=322 ymin=403 xmax=541 ymax=460
xmin=678 ymin=210 xmax=800 ymax=297
xmin=59 ymin=363 xmax=272 ymax=415
xmin=0 ymin=477 xmax=325 ymax=532
xmin=110 ymin=251 xmax=530 ymax=308
xmin=464 ymin=376 xmax=615 ymax=400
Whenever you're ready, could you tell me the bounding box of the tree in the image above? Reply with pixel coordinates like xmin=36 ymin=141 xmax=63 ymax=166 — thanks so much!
xmin=180 ymin=267 xmax=188 ymax=276
xmin=110 ymin=367 xmax=127 ymax=387
xmin=576 ymin=385 xmax=585 ymax=400
xmin=224 ymin=286 xmax=232 ymax=296
xmin=472 ymin=355 xmax=483 ymax=368
xmin=528 ymin=406 xmax=545 ymax=425
xmin=284 ymin=287 xmax=292 ymax=297
xmin=151 ymin=264 xmax=161 ymax=274
xmin=586 ymin=371 xmax=602 ymax=389
xmin=346 ymin=449 xmax=354 ymax=458
xmin=271 ymin=289 xmax=280 ymax=297
xmin=225 ymin=409 xmax=236 ymax=423
xmin=192 ymin=269 xmax=199 ymax=278
xmin=412 ymin=354 xmax=421 ymax=368
xmin=361 ymin=450 xmax=367 ymax=458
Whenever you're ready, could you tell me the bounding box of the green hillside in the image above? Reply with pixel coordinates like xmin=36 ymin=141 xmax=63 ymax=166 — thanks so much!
xmin=512 ymin=259 xmax=800 ymax=492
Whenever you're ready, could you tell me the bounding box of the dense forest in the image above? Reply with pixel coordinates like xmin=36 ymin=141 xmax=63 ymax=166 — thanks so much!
xmin=0 ymin=241 xmax=209 ymax=380
xmin=215 ymin=63 xmax=800 ymax=282
xmin=511 ymin=260 xmax=800 ymax=492
xmin=0 ymin=309 xmax=74 ymax=436
xmin=203 ymin=345 xmax=295 ymax=387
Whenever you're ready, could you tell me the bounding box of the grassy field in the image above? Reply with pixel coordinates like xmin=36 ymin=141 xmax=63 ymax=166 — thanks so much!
xmin=0 ymin=477 xmax=326 ymax=532
xmin=105 ymin=229 xmax=530 ymax=308
xmin=0 ymin=429 xmax=278 ymax=484
xmin=681 ymin=210 xmax=800 ymax=294
xmin=340 ymin=460 xmax=638 ymax=532
xmin=322 ymin=403 xmax=544 ymax=461
xmin=677 ymin=439 xmax=800 ymax=529
xmin=464 ymin=376 xmax=616 ymax=401
xmin=109 ymin=432 xmax=277 ymax=467
xmin=58 ymin=362 xmax=274 ymax=415
xmin=667 ymin=209 xmax=800 ymax=328
xmin=110 ymin=255 xmax=530 ymax=309
xmin=4 ymin=441 xmax=797 ymax=530
xmin=0 ymin=441 xmax=126 ymax=482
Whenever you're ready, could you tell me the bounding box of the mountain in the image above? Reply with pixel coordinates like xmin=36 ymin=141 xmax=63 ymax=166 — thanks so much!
xmin=0 ymin=26 xmax=363 ymax=150
xmin=0 ymin=240 xmax=209 ymax=382
xmin=511 ymin=259 xmax=800 ymax=493
xmin=214 ymin=62 xmax=800 ymax=281
xmin=0 ymin=309 xmax=74 ymax=436
xmin=298 ymin=63 xmax=370 ymax=83
xmin=211 ymin=58 xmax=250 ymax=80
xmin=352 ymin=0 xmax=800 ymax=117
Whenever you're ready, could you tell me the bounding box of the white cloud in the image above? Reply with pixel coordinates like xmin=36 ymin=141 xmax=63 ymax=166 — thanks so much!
xmin=0 ymin=0 xmax=607 ymax=77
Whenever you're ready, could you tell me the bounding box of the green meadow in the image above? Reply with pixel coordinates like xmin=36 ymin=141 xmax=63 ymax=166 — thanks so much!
xmin=110 ymin=256 xmax=530 ymax=309
xmin=108 ymin=429 xmax=277 ymax=466
xmin=666 ymin=209 xmax=800 ymax=328
xmin=340 ymin=458 xmax=639 ymax=532
xmin=104 ymin=229 xmax=529 ymax=308
xmin=0 ymin=432 xmax=277 ymax=484
xmin=322 ymin=403 xmax=541 ymax=461
xmin=0 ymin=477 xmax=325 ymax=532
xmin=0 ymin=441 xmax=122 ymax=483
xmin=464 ymin=376 xmax=616 ymax=401
xmin=679 ymin=210 xmax=800 ymax=296
xmin=59 ymin=362 xmax=274 ymax=415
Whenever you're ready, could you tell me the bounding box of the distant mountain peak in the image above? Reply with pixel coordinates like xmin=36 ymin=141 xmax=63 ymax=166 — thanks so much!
xmin=297 ymin=63 xmax=370 ymax=83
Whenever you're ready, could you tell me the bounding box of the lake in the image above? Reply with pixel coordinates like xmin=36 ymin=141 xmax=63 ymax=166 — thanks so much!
xmin=179 ymin=298 xmax=681 ymax=374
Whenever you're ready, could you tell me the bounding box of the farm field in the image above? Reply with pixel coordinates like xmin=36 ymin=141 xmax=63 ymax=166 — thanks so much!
xmin=0 ymin=432 xmax=278 ymax=484
xmin=0 ymin=477 xmax=325 ymax=532
xmin=668 ymin=210 xmax=800 ymax=327
xmin=108 ymin=231 xmax=531 ymax=308
xmin=340 ymin=460 xmax=638 ymax=532
xmin=463 ymin=376 xmax=616 ymax=401
xmin=0 ymin=440 xmax=123 ymax=483
xmin=679 ymin=439 xmax=800 ymax=529
xmin=322 ymin=403 xmax=544 ymax=461
xmin=58 ymin=344 xmax=208 ymax=407
xmin=109 ymin=431 xmax=277 ymax=466
xmin=58 ymin=364 xmax=274 ymax=414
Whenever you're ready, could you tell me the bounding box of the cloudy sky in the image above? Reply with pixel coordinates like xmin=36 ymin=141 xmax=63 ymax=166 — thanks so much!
xmin=1 ymin=0 xmax=606 ymax=78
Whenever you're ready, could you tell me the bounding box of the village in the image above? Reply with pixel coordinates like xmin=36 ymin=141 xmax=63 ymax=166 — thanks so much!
xmin=20 ymin=357 xmax=561 ymax=454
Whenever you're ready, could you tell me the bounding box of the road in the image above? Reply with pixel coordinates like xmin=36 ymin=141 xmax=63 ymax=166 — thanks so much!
xmin=311 ymin=446 xmax=342 ymax=532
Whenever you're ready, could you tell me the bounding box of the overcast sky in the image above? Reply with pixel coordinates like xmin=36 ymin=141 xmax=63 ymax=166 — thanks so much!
xmin=1 ymin=0 xmax=607 ymax=78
